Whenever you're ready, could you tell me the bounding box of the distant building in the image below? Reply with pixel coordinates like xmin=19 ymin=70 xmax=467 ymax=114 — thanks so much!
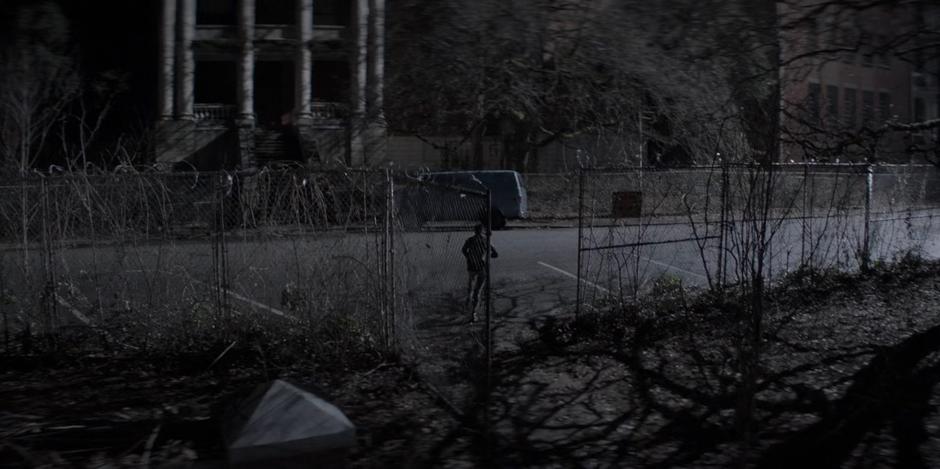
xmin=778 ymin=1 xmax=940 ymax=162
xmin=148 ymin=1 xmax=939 ymax=170
xmin=154 ymin=0 xmax=386 ymax=170
xmin=909 ymin=2 xmax=940 ymax=158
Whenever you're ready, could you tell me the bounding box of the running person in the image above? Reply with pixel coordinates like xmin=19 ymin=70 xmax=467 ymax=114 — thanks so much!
xmin=462 ymin=224 xmax=498 ymax=321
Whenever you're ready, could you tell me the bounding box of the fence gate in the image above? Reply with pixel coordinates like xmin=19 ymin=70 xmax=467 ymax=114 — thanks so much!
xmin=390 ymin=174 xmax=495 ymax=410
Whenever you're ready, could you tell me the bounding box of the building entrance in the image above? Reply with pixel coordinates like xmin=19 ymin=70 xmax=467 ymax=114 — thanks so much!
xmin=254 ymin=61 xmax=295 ymax=128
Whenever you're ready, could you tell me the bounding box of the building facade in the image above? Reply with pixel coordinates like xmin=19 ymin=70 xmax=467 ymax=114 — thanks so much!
xmin=154 ymin=0 xmax=386 ymax=170
xmin=778 ymin=1 xmax=940 ymax=162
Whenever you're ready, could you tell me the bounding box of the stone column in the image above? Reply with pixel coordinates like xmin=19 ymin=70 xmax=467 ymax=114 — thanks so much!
xmin=295 ymin=0 xmax=314 ymax=126
xmin=238 ymin=0 xmax=257 ymax=170
xmin=157 ymin=0 xmax=176 ymax=120
xmin=365 ymin=0 xmax=387 ymax=164
xmin=367 ymin=0 xmax=385 ymax=119
xmin=349 ymin=0 xmax=370 ymax=165
xmin=238 ymin=0 xmax=256 ymax=124
xmin=175 ymin=0 xmax=196 ymax=120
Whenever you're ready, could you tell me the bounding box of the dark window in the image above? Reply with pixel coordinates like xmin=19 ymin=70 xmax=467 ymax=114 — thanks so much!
xmin=878 ymin=92 xmax=891 ymax=123
xmin=194 ymin=61 xmax=237 ymax=104
xmin=915 ymin=97 xmax=926 ymax=122
xmin=807 ymin=83 xmax=821 ymax=120
xmin=861 ymin=51 xmax=873 ymax=68
xmin=312 ymin=60 xmax=350 ymax=102
xmin=254 ymin=61 xmax=295 ymax=125
xmin=315 ymin=0 xmax=349 ymax=25
xmin=256 ymin=1 xmax=294 ymax=24
xmin=862 ymin=90 xmax=874 ymax=125
xmin=844 ymin=88 xmax=857 ymax=127
xmin=826 ymin=85 xmax=839 ymax=119
xmin=197 ymin=0 xmax=236 ymax=25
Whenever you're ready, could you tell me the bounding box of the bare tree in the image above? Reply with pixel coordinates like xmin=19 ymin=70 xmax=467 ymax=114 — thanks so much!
xmin=0 ymin=1 xmax=81 ymax=341
xmin=0 ymin=1 xmax=79 ymax=173
xmin=386 ymin=0 xmax=771 ymax=170
xmin=775 ymin=0 xmax=940 ymax=163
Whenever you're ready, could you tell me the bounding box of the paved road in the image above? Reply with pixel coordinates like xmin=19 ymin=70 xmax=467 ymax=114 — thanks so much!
xmin=2 ymin=208 xmax=938 ymax=331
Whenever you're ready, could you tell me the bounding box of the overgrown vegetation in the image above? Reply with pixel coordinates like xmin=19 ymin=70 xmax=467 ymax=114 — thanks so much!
xmin=542 ymin=251 xmax=938 ymax=361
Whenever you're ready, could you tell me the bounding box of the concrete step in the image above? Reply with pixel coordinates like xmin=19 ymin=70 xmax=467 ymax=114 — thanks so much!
xmin=253 ymin=129 xmax=303 ymax=165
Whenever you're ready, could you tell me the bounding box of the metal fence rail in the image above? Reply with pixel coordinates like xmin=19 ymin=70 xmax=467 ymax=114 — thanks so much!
xmin=575 ymin=163 xmax=940 ymax=313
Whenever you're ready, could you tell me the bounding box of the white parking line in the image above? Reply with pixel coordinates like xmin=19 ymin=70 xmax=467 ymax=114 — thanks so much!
xmin=223 ymin=288 xmax=296 ymax=321
xmin=125 ymin=269 xmax=295 ymax=321
xmin=537 ymin=261 xmax=611 ymax=293
xmin=54 ymin=293 xmax=92 ymax=325
xmin=629 ymin=253 xmax=708 ymax=280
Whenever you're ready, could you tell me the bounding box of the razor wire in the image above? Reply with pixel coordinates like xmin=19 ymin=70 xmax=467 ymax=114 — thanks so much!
xmin=0 ymin=170 xmax=392 ymax=354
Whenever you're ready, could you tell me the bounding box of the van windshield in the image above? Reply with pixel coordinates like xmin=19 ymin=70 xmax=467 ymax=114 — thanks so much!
xmin=430 ymin=172 xmax=516 ymax=200
xmin=473 ymin=173 xmax=516 ymax=200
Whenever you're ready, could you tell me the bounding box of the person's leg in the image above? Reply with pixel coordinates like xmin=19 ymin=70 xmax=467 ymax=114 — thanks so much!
xmin=467 ymin=271 xmax=481 ymax=322
xmin=466 ymin=272 xmax=474 ymax=307
xmin=470 ymin=271 xmax=485 ymax=320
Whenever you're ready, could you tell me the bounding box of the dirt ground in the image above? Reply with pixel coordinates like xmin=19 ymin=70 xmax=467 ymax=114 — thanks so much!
xmin=3 ymin=260 xmax=940 ymax=468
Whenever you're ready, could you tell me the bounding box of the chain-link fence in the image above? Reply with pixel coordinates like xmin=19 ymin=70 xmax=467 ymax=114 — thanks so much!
xmin=0 ymin=169 xmax=498 ymax=409
xmin=576 ymin=164 xmax=940 ymax=312
xmin=0 ymin=170 xmax=396 ymax=354
xmin=392 ymin=175 xmax=495 ymax=406
xmin=0 ymin=173 xmax=231 ymax=351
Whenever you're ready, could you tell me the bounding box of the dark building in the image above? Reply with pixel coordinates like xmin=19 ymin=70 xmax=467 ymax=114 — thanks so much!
xmin=154 ymin=0 xmax=386 ymax=170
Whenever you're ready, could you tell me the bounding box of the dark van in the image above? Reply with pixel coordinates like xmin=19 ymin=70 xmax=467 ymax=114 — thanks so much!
xmin=397 ymin=170 xmax=528 ymax=229
xmin=424 ymin=171 xmax=528 ymax=219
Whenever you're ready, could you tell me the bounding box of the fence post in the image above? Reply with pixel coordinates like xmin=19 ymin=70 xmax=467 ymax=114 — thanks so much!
xmin=214 ymin=174 xmax=230 ymax=324
xmin=381 ymin=170 xmax=388 ymax=349
xmin=718 ymin=162 xmax=729 ymax=291
xmin=862 ymin=163 xmax=873 ymax=271
xmin=801 ymin=162 xmax=808 ymax=268
xmin=484 ymin=188 xmax=493 ymax=391
xmin=19 ymin=176 xmax=30 ymax=314
xmin=383 ymin=168 xmax=396 ymax=350
xmin=766 ymin=164 xmax=774 ymax=284
xmin=483 ymin=187 xmax=495 ymax=454
xmin=361 ymin=172 xmax=367 ymax=233
xmin=575 ymin=168 xmax=584 ymax=317
xmin=1 ymin=249 xmax=6 ymax=352
xmin=40 ymin=178 xmax=56 ymax=336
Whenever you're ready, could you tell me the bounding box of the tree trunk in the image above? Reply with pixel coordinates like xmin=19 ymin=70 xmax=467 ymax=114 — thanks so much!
xmin=472 ymin=123 xmax=484 ymax=169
